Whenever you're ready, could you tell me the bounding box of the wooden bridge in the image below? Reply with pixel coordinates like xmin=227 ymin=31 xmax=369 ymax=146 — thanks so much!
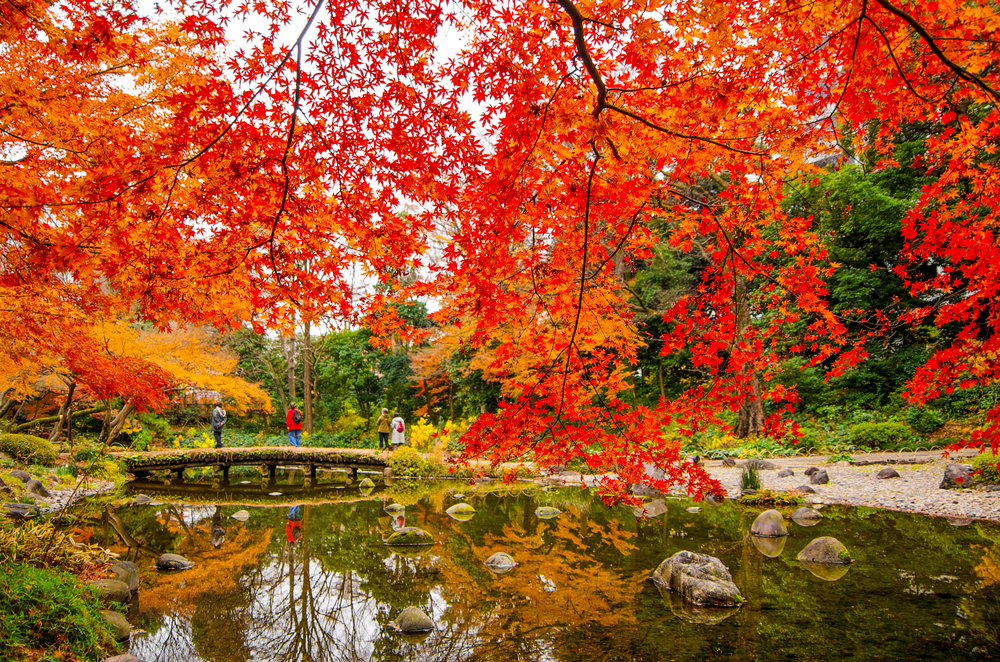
xmin=112 ymin=447 xmax=390 ymax=485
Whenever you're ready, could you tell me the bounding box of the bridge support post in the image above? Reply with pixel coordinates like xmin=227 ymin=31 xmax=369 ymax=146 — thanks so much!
xmin=349 ymin=467 xmax=358 ymax=481
xmin=174 ymin=468 xmax=184 ymax=483
xmin=310 ymin=465 xmax=317 ymax=483
xmin=269 ymin=465 xmax=276 ymax=484
xmin=223 ymin=466 xmax=230 ymax=482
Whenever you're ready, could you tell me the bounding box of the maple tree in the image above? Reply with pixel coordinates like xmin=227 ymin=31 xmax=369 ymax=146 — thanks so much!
xmin=4 ymin=0 xmax=1000 ymax=498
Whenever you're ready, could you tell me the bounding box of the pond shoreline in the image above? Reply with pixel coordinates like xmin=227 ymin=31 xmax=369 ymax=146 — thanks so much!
xmin=543 ymin=450 xmax=1000 ymax=522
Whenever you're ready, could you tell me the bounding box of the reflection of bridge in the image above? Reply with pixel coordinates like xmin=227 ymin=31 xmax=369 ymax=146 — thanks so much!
xmin=112 ymin=447 xmax=389 ymax=485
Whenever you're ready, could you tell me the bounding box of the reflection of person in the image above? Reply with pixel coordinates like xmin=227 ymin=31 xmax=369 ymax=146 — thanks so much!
xmin=376 ymin=408 xmax=391 ymax=450
xmin=286 ymin=505 xmax=302 ymax=543
xmin=390 ymin=412 xmax=405 ymax=448
xmin=212 ymin=402 xmax=227 ymax=448
xmin=286 ymin=403 xmax=302 ymax=447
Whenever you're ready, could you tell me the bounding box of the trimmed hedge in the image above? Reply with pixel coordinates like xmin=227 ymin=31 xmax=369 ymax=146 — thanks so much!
xmin=0 ymin=434 xmax=57 ymax=466
xmin=847 ymin=422 xmax=917 ymax=450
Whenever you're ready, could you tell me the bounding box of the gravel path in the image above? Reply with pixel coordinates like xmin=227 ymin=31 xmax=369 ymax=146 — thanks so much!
xmin=706 ymin=461 xmax=1000 ymax=522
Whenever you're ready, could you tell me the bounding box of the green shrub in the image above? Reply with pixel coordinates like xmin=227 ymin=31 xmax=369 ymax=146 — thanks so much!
xmin=904 ymin=407 xmax=946 ymax=434
xmin=973 ymin=451 xmax=1000 ymax=485
xmin=388 ymin=446 xmax=438 ymax=477
xmin=0 ymin=434 xmax=57 ymax=466
xmin=138 ymin=413 xmax=172 ymax=441
xmin=0 ymin=563 xmax=119 ymax=662
xmin=73 ymin=443 xmax=104 ymax=462
xmin=847 ymin=422 xmax=917 ymax=450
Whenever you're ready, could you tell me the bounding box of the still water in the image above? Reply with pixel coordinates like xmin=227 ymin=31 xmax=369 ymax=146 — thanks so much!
xmin=93 ymin=475 xmax=1000 ymax=661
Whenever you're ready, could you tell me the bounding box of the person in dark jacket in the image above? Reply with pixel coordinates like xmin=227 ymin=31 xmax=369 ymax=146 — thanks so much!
xmin=286 ymin=403 xmax=302 ymax=447
xmin=211 ymin=402 xmax=227 ymax=448
xmin=376 ymin=408 xmax=391 ymax=450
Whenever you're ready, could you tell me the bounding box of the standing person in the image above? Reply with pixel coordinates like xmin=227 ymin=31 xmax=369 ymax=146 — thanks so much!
xmin=211 ymin=402 xmax=227 ymax=448
xmin=376 ymin=408 xmax=391 ymax=450
xmin=390 ymin=411 xmax=405 ymax=449
xmin=286 ymin=402 xmax=302 ymax=447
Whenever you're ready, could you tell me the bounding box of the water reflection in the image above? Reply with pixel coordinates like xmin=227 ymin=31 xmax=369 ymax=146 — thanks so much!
xmin=86 ymin=484 xmax=1000 ymax=661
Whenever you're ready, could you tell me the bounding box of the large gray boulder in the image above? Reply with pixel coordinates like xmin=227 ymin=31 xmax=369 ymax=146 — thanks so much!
xmin=9 ymin=469 xmax=31 ymax=483
xmin=797 ymin=536 xmax=852 ymax=565
xmin=940 ymin=463 xmax=975 ymax=489
xmin=109 ymin=561 xmax=140 ymax=592
xmin=100 ymin=610 xmax=131 ymax=641
xmin=392 ymin=606 xmax=435 ymax=632
xmin=90 ymin=578 xmax=131 ymax=605
xmin=25 ymin=478 xmax=51 ymax=498
xmin=157 ymin=553 xmax=194 ymax=571
xmin=651 ymin=551 xmax=744 ymax=606
xmin=751 ymin=509 xmax=788 ymax=537
xmin=809 ymin=469 xmax=829 ymax=485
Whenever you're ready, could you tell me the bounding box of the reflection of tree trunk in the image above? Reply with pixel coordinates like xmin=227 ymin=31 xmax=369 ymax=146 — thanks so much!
xmin=734 ymin=530 xmax=762 ymax=657
xmin=734 ymin=273 xmax=764 ymax=438
xmin=303 ymin=319 xmax=313 ymax=433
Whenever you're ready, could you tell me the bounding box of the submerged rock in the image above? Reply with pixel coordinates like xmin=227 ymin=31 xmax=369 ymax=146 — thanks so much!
xmin=800 ymin=561 xmax=852 ymax=582
xmin=876 ymin=467 xmax=900 ymax=479
xmin=451 ymin=493 xmax=465 ymax=500
xmin=633 ymin=498 xmax=668 ymax=519
xmin=751 ymin=510 xmax=788 ymax=537
xmin=359 ymin=477 xmax=376 ymax=489
xmin=385 ymin=527 xmax=435 ymax=546
xmin=391 ymin=606 xmax=435 ymax=633
xmin=231 ymin=510 xmax=250 ymax=522
xmin=446 ymin=503 xmax=476 ymax=521
xmin=484 ymin=552 xmax=518 ymax=574
xmin=797 ymin=536 xmax=852 ymax=565
xmin=651 ymin=551 xmax=743 ymax=607
xmin=384 ymin=503 xmax=405 ymax=516
xmin=686 ymin=506 xmax=702 ymax=514
xmin=157 ymin=553 xmax=194 ymax=571
xmin=940 ymin=463 xmax=975 ymax=489
xmin=535 ymin=506 xmax=562 ymax=520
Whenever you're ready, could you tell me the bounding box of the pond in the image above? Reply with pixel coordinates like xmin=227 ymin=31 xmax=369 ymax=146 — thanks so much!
xmin=87 ymin=474 xmax=1000 ymax=661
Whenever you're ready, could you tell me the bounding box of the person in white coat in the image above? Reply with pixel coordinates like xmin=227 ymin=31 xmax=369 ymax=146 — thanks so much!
xmin=390 ymin=412 xmax=406 ymax=448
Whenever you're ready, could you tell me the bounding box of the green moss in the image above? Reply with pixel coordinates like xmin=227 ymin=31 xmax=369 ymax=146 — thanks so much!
xmin=0 ymin=434 xmax=57 ymax=466
xmin=737 ymin=490 xmax=804 ymax=506
xmin=838 ymin=549 xmax=853 ymax=562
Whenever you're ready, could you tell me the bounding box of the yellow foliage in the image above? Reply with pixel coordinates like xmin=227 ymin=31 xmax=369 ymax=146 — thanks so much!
xmin=408 ymin=416 xmax=477 ymax=452
xmin=95 ymin=321 xmax=272 ymax=414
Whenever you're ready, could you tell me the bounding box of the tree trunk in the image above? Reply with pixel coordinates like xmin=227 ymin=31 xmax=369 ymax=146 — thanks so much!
xmin=734 ymin=273 xmax=765 ymax=438
xmin=303 ymin=319 xmax=313 ymax=433
xmin=12 ymin=404 xmax=107 ymax=433
xmin=48 ymin=380 xmax=76 ymax=444
xmin=98 ymin=402 xmax=135 ymax=446
xmin=284 ymin=334 xmax=297 ymax=404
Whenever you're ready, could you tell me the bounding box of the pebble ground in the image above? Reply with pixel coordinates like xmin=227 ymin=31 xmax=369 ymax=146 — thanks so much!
xmin=704 ymin=456 xmax=1000 ymax=522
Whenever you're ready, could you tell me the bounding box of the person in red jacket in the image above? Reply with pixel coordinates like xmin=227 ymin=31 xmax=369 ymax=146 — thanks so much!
xmin=286 ymin=402 xmax=302 ymax=447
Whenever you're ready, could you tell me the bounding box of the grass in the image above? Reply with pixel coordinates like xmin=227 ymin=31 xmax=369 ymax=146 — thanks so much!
xmin=0 ymin=563 xmax=120 ymax=662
